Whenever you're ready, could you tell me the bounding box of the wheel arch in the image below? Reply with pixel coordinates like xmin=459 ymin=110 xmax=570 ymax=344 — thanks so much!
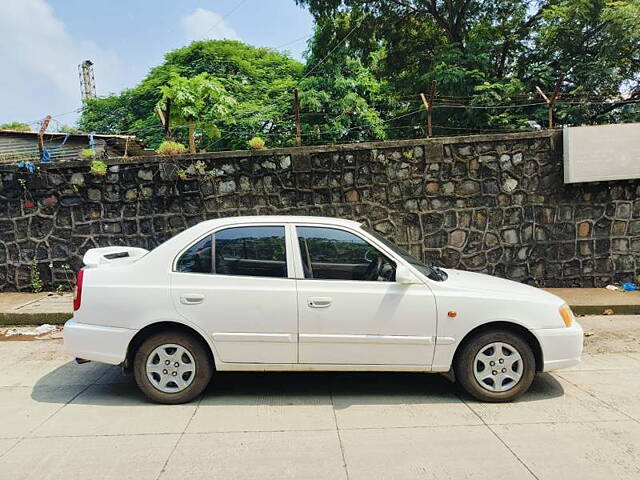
xmin=452 ymin=321 xmax=543 ymax=372
xmin=124 ymin=320 xmax=216 ymax=371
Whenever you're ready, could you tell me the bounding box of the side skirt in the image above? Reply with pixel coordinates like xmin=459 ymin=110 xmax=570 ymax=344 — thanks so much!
xmin=213 ymin=362 xmax=433 ymax=372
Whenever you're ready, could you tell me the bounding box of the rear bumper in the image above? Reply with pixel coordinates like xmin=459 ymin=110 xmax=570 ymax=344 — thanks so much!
xmin=533 ymin=322 xmax=584 ymax=371
xmin=63 ymin=317 xmax=136 ymax=365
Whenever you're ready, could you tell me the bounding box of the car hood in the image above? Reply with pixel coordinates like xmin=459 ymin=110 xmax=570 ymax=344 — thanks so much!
xmin=438 ymin=268 xmax=564 ymax=305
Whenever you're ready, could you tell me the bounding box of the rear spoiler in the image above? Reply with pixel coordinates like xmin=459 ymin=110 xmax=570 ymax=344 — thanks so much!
xmin=82 ymin=246 xmax=149 ymax=268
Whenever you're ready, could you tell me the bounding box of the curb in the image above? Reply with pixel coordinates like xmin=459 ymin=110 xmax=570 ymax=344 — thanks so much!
xmin=572 ymin=305 xmax=640 ymax=316
xmin=0 ymin=312 xmax=72 ymax=326
xmin=2 ymin=304 xmax=640 ymax=328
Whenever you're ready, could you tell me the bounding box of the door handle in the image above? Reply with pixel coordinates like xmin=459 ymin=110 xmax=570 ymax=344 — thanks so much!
xmin=308 ymin=297 xmax=332 ymax=308
xmin=180 ymin=294 xmax=204 ymax=305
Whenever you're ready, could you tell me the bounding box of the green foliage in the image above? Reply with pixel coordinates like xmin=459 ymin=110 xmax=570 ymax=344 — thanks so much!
xmin=248 ymin=136 xmax=266 ymax=150
xmin=0 ymin=153 xmax=36 ymax=163
xmin=90 ymin=159 xmax=107 ymax=176
xmin=58 ymin=124 xmax=80 ymax=134
xmin=56 ymin=263 xmax=75 ymax=293
xmin=158 ymin=72 xmax=235 ymax=151
xmin=80 ymin=40 xmax=304 ymax=150
xmin=296 ymin=0 xmax=640 ymax=133
xmin=79 ymin=5 xmax=639 ymax=145
xmin=0 ymin=121 xmax=31 ymax=132
xmin=29 ymin=262 xmax=43 ymax=293
xmin=298 ymin=13 xmax=399 ymax=143
xmin=157 ymin=140 xmax=187 ymax=155
xmin=159 ymin=73 xmax=232 ymax=122
xmin=80 ymin=149 xmax=95 ymax=160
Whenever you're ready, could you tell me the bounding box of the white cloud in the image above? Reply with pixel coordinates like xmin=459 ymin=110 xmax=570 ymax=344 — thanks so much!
xmin=0 ymin=0 xmax=122 ymax=126
xmin=182 ymin=8 xmax=241 ymax=43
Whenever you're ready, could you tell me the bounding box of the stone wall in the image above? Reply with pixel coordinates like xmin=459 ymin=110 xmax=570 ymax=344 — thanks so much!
xmin=1 ymin=130 xmax=639 ymax=291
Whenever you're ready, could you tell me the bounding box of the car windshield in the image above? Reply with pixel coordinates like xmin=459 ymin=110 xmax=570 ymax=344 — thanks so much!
xmin=362 ymin=226 xmax=447 ymax=281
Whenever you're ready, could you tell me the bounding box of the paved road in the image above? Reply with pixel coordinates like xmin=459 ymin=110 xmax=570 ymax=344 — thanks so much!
xmin=1 ymin=326 xmax=639 ymax=479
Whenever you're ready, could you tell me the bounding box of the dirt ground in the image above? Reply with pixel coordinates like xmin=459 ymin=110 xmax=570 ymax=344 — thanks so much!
xmin=579 ymin=315 xmax=640 ymax=354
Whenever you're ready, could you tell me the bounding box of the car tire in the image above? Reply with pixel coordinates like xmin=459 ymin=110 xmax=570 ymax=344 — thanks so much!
xmin=454 ymin=329 xmax=535 ymax=403
xmin=133 ymin=330 xmax=213 ymax=404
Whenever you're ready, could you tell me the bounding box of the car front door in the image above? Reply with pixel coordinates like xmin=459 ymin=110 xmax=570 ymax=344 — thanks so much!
xmin=294 ymin=225 xmax=437 ymax=366
xmin=170 ymin=224 xmax=298 ymax=364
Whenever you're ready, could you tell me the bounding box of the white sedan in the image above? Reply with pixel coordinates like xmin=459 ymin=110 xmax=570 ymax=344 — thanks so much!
xmin=64 ymin=216 xmax=583 ymax=403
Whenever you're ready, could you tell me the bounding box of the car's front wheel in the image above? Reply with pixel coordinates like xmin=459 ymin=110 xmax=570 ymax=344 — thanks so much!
xmin=454 ymin=329 xmax=536 ymax=402
xmin=133 ymin=331 xmax=213 ymax=404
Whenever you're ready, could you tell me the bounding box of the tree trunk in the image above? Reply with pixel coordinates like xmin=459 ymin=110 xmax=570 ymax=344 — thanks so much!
xmin=188 ymin=119 xmax=196 ymax=153
xmin=164 ymin=98 xmax=172 ymax=140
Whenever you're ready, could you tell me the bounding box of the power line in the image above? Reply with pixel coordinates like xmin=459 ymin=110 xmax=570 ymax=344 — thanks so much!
xmin=18 ymin=108 xmax=83 ymax=129
xmin=298 ymin=18 xmax=365 ymax=83
xmin=200 ymin=0 xmax=249 ymax=39
xmin=434 ymin=102 xmax=547 ymax=109
xmin=275 ymin=35 xmax=312 ymax=50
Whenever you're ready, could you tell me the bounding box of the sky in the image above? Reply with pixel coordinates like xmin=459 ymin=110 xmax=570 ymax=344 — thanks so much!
xmin=0 ymin=0 xmax=315 ymax=129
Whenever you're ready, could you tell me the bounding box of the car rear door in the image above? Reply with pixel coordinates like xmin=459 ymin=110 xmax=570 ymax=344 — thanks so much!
xmin=294 ymin=225 xmax=437 ymax=366
xmin=170 ymin=223 xmax=298 ymax=364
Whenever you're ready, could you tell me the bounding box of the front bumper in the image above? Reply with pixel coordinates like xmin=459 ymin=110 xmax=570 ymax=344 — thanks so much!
xmin=63 ymin=317 xmax=137 ymax=365
xmin=533 ymin=322 xmax=584 ymax=371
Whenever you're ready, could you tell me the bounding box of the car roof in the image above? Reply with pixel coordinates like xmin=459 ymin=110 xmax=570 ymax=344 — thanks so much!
xmin=197 ymin=216 xmax=362 ymax=229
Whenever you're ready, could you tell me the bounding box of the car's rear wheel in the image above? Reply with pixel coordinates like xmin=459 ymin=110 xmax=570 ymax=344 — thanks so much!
xmin=454 ymin=329 xmax=535 ymax=402
xmin=133 ymin=331 xmax=213 ymax=404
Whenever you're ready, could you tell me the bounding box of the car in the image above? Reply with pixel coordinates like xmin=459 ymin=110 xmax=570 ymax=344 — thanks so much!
xmin=64 ymin=215 xmax=583 ymax=404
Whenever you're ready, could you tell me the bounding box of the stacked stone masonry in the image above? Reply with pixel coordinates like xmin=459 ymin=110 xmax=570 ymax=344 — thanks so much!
xmin=0 ymin=130 xmax=638 ymax=291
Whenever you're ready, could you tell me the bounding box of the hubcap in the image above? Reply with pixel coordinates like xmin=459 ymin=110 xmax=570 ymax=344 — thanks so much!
xmin=473 ymin=342 xmax=523 ymax=393
xmin=146 ymin=344 xmax=196 ymax=393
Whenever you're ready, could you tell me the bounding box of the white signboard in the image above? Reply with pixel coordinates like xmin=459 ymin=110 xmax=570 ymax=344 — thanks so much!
xmin=563 ymin=123 xmax=640 ymax=183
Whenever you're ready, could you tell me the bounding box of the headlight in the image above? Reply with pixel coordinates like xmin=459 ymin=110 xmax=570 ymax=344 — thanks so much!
xmin=559 ymin=303 xmax=574 ymax=327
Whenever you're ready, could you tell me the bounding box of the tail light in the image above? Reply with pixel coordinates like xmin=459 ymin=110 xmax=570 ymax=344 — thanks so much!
xmin=73 ymin=269 xmax=84 ymax=311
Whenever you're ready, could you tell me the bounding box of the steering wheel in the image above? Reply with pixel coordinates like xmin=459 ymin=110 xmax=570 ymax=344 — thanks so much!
xmin=363 ymin=255 xmax=383 ymax=281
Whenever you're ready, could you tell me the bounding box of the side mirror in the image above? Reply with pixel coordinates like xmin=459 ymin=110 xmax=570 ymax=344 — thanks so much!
xmin=395 ymin=264 xmax=419 ymax=285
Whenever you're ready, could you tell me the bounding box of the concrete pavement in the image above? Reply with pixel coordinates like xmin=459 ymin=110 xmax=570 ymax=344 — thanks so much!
xmin=547 ymin=288 xmax=640 ymax=315
xmin=0 ymin=292 xmax=73 ymax=325
xmin=1 ymin=317 xmax=640 ymax=479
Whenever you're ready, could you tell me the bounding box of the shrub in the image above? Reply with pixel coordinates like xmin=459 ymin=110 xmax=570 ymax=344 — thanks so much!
xmin=80 ymin=149 xmax=95 ymax=160
xmin=248 ymin=136 xmax=266 ymax=150
xmin=157 ymin=141 xmax=187 ymax=155
xmin=90 ymin=159 xmax=108 ymax=176
xmin=29 ymin=262 xmax=43 ymax=293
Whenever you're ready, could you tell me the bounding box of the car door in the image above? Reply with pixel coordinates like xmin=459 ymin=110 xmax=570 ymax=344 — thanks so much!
xmin=170 ymin=224 xmax=298 ymax=364
xmin=294 ymin=225 xmax=437 ymax=365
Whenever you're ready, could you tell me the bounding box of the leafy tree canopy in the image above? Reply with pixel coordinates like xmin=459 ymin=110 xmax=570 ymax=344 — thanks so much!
xmin=80 ymin=41 xmax=304 ymax=150
xmin=157 ymin=72 xmax=235 ymax=152
xmin=0 ymin=121 xmax=31 ymax=132
xmin=298 ymin=13 xmax=400 ymax=143
xmin=296 ymin=0 xmax=640 ymax=134
xmin=80 ymin=3 xmax=640 ymax=148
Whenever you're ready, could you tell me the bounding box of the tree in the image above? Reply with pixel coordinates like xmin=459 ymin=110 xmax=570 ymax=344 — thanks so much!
xmin=0 ymin=121 xmax=31 ymax=132
xmin=80 ymin=40 xmax=304 ymax=150
xmin=298 ymin=13 xmax=398 ymax=143
xmin=295 ymin=0 xmax=640 ymax=132
xmin=158 ymin=72 xmax=234 ymax=153
xmin=57 ymin=124 xmax=80 ymax=134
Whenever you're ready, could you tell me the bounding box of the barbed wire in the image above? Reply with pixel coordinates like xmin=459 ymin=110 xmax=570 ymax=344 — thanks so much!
xmin=10 ymin=95 xmax=637 ymax=155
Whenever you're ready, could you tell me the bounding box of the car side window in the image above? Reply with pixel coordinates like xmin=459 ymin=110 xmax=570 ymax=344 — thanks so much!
xmin=214 ymin=226 xmax=287 ymax=278
xmin=176 ymin=235 xmax=213 ymax=274
xmin=296 ymin=226 xmax=395 ymax=281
